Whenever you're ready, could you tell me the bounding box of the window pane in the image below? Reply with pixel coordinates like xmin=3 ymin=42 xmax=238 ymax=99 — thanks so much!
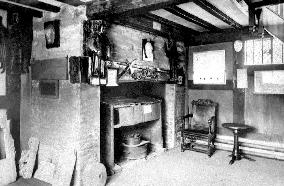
xmin=262 ymin=38 xmax=271 ymax=64
xmin=254 ymin=39 xmax=262 ymax=65
xmin=245 ymin=40 xmax=254 ymax=65
xmin=273 ymin=37 xmax=283 ymax=64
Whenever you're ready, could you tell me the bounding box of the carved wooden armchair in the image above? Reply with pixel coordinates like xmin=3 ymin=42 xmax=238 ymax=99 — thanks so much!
xmin=181 ymin=99 xmax=218 ymax=157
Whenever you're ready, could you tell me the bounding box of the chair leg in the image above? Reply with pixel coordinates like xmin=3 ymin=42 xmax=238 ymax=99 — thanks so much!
xmin=208 ymin=138 xmax=215 ymax=157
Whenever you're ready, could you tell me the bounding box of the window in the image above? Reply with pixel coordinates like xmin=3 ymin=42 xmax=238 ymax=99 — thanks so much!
xmin=244 ymin=37 xmax=284 ymax=65
xmin=193 ymin=50 xmax=226 ymax=84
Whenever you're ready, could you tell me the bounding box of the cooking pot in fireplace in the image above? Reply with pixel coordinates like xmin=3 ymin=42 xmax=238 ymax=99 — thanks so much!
xmin=124 ymin=133 xmax=141 ymax=145
xmin=122 ymin=140 xmax=149 ymax=160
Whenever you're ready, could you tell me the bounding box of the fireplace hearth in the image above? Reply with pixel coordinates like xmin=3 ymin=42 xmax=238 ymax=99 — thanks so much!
xmin=101 ymin=96 xmax=163 ymax=175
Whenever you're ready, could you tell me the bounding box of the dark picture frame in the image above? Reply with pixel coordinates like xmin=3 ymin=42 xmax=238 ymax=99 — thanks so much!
xmin=39 ymin=80 xmax=59 ymax=99
xmin=44 ymin=20 xmax=60 ymax=49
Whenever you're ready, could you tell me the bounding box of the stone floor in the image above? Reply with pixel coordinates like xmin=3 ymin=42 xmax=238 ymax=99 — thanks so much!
xmin=107 ymin=148 xmax=284 ymax=186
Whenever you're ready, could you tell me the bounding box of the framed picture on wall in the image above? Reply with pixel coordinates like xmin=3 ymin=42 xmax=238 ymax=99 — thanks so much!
xmin=142 ymin=39 xmax=154 ymax=62
xmin=44 ymin=20 xmax=60 ymax=49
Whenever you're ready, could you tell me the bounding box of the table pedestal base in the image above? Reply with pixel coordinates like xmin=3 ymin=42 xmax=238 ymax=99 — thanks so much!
xmin=229 ymin=129 xmax=255 ymax=164
xmin=229 ymin=154 xmax=255 ymax=165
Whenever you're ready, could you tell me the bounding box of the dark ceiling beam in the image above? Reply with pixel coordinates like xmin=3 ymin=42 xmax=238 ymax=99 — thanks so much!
xmin=165 ymin=6 xmax=221 ymax=32
xmin=189 ymin=27 xmax=246 ymax=46
xmin=7 ymin=0 xmax=60 ymax=12
xmin=250 ymin=0 xmax=284 ymax=8
xmin=189 ymin=26 xmax=268 ymax=46
xmin=56 ymin=0 xmax=85 ymax=6
xmin=0 ymin=0 xmax=42 ymax=17
xmin=143 ymin=13 xmax=199 ymax=35
xmin=112 ymin=16 xmax=189 ymax=40
xmin=194 ymin=0 xmax=242 ymax=29
xmin=87 ymin=0 xmax=193 ymax=19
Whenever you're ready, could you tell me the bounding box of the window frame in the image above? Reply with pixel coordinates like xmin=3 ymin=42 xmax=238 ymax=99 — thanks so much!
xmin=244 ymin=36 xmax=284 ymax=66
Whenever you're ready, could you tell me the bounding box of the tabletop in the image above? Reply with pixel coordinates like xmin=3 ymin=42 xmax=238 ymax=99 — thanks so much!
xmin=222 ymin=123 xmax=252 ymax=130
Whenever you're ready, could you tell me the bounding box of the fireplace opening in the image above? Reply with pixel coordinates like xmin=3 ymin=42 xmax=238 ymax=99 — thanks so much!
xmin=0 ymin=127 xmax=6 ymax=159
xmin=114 ymin=127 xmax=151 ymax=163
xmin=101 ymin=96 xmax=163 ymax=174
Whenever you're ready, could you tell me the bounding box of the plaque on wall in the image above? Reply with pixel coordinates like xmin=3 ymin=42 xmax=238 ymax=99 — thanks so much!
xmin=39 ymin=80 xmax=59 ymax=99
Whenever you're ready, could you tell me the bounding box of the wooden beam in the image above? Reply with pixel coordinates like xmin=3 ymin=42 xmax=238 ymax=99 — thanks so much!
xmin=113 ymin=17 xmax=171 ymax=39
xmin=189 ymin=27 xmax=250 ymax=46
xmin=0 ymin=0 xmax=42 ymax=17
xmin=251 ymin=0 xmax=284 ymax=8
xmin=87 ymin=0 xmax=193 ymax=19
xmin=143 ymin=13 xmax=199 ymax=35
xmin=165 ymin=6 xmax=221 ymax=32
xmin=112 ymin=15 xmax=193 ymax=40
xmin=56 ymin=0 xmax=84 ymax=6
xmin=7 ymin=0 xmax=60 ymax=12
xmin=194 ymin=0 xmax=242 ymax=29
xmin=246 ymin=64 xmax=284 ymax=75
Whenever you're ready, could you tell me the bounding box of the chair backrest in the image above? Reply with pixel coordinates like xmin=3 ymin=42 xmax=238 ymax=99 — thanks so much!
xmin=191 ymin=99 xmax=217 ymax=128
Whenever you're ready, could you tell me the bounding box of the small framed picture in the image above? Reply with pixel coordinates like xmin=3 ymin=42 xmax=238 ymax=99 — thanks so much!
xmin=44 ymin=20 xmax=60 ymax=49
xmin=142 ymin=39 xmax=154 ymax=62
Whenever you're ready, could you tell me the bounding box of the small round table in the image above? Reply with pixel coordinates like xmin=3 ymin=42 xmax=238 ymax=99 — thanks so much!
xmin=222 ymin=123 xmax=255 ymax=164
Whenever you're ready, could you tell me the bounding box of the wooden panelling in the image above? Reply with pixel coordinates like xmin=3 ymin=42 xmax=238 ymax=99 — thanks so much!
xmin=31 ymin=57 xmax=68 ymax=80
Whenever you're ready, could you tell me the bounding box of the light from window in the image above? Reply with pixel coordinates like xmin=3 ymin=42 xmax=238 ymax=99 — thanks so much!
xmin=0 ymin=72 xmax=5 ymax=96
xmin=244 ymin=37 xmax=284 ymax=65
xmin=193 ymin=50 xmax=226 ymax=84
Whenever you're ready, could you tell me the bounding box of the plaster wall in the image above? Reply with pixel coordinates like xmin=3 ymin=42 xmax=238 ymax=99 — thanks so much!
xmin=188 ymin=42 xmax=234 ymax=134
xmin=189 ymin=41 xmax=284 ymax=143
xmin=107 ymin=24 xmax=170 ymax=70
xmin=20 ymin=4 xmax=101 ymax=184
